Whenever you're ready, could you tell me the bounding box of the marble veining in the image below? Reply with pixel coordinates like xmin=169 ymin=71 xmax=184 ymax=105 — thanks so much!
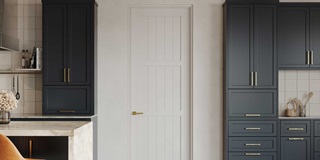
xmin=11 ymin=113 xmax=96 ymax=119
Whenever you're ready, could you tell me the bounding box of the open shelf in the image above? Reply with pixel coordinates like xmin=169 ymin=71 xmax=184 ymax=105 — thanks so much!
xmin=0 ymin=69 xmax=42 ymax=74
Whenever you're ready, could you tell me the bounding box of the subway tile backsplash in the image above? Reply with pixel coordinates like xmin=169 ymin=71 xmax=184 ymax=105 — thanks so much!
xmin=279 ymin=70 xmax=320 ymax=117
xmin=0 ymin=0 xmax=42 ymax=114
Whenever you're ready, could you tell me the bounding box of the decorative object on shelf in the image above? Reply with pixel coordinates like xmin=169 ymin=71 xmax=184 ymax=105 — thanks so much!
xmin=0 ymin=91 xmax=18 ymax=124
xmin=300 ymin=92 xmax=313 ymax=117
xmin=285 ymin=100 xmax=300 ymax=117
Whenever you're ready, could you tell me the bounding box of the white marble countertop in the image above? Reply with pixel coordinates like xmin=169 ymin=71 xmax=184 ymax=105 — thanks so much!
xmin=0 ymin=121 xmax=92 ymax=136
xmin=11 ymin=113 xmax=96 ymax=119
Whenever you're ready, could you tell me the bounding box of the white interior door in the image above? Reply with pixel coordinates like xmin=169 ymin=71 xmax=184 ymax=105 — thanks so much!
xmin=130 ymin=6 xmax=191 ymax=160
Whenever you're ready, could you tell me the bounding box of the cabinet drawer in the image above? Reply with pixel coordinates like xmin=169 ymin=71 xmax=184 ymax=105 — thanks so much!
xmin=229 ymin=137 xmax=276 ymax=151
xmin=314 ymin=121 xmax=320 ymax=136
xmin=229 ymin=152 xmax=277 ymax=160
xmin=229 ymin=121 xmax=276 ymax=136
xmin=280 ymin=121 xmax=310 ymax=136
xmin=43 ymin=86 xmax=91 ymax=115
xmin=228 ymin=90 xmax=277 ymax=117
xmin=315 ymin=152 xmax=320 ymax=160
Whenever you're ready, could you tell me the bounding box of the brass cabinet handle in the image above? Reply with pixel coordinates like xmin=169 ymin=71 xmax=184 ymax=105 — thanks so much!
xmin=288 ymin=138 xmax=304 ymax=141
xmin=245 ymin=114 xmax=261 ymax=117
xmin=64 ymin=68 xmax=66 ymax=82
xmin=132 ymin=111 xmax=143 ymax=115
xmin=254 ymin=72 xmax=258 ymax=86
xmin=250 ymin=72 xmax=254 ymax=86
xmin=59 ymin=110 xmax=76 ymax=113
xmin=245 ymin=143 xmax=261 ymax=146
xmin=288 ymin=128 xmax=304 ymax=131
xmin=29 ymin=139 xmax=32 ymax=158
xmin=306 ymin=51 xmax=310 ymax=65
xmin=245 ymin=128 xmax=261 ymax=130
xmin=245 ymin=153 xmax=261 ymax=156
xmin=311 ymin=51 xmax=314 ymax=65
xmin=68 ymin=68 xmax=70 ymax=82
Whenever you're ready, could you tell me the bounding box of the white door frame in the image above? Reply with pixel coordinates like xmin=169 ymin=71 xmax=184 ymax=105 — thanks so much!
xmin=127 ymin=4 xmax=193 ymax=160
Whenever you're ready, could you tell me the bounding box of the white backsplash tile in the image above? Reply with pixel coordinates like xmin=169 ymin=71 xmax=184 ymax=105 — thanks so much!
xmin=285 ymin=70 xmax=298 ymax=79
xmin=280 ymin=70 xmax=320 ymax=117
xmin=285 ymin=80 xmax=297 ymax=91
xmin=0 ymin=2 xmax=42 ymax=115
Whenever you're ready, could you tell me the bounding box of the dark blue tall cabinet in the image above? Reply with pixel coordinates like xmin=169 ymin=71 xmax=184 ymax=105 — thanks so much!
xmin=224 ymin=1 xmax=278 ymax=160
xmin=42 ymin=0 xmax=97 ymax=115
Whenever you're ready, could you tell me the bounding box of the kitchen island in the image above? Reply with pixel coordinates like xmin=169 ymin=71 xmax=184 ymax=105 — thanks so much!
xmin=0 ymin=121 xmax=93 ymax=160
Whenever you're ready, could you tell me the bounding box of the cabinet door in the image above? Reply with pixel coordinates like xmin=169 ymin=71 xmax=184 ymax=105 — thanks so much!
xmin=254 ymin=5 xmax=277 ymax=88
xmin=67 ymin=5 xmax=91 ymax=85
xmin=227 ymin=5 xmax=253 ymax=89
xmin=278 ymin=7 xmax=310 ymax=69
xmin=29 ymin=137 xmax=68 ymax=160
xmin=43 ymin=86 xmax=91 ymax=115
xmin=310 ymin=7 xmax=320 ymax=68
xmin=8 ymin=137 xmax=28 ymax=158
xmin=281 ymin=137 xmax=310 ymax=160
xmin=228 ymin=90 xmax=277 ymax=118
xmin=43 ymin=5 xmax=68 ymax=85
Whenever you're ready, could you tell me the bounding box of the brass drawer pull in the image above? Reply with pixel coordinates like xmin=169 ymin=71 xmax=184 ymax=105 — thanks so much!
xmin=245 ymin=153 xmax=261 ymax=156
xmin=288 ymin=128 xmax=304 ymax=131
xmin=245 ymin=143 xmax=261 ymax=146
xmin=288 ymin=138 xmax=304 ymax=141
xmin=29 ymin=140 xmax=32 ymax=158
xmin=59 ymin=110 xmax=76 ymax=113
xmin=245 ymin=114 xmax=261 ymax=117
xmin=245 ymin=128 xmax=261 ymax=130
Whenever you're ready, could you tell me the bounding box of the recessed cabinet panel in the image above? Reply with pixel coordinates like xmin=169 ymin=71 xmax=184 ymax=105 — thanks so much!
xmin=228 ymin=90 xmax=277 ymax=117
xmin=229 ymin=137 xmax=276 ymax=151
xmin=278 ymin=7 xmax=310 ymax=69
xmin=310 ymin=8 xmax=320 ymax=68
xmin=43 ymin=86 xmax=91 ymax=114
xmin=68 ymin=5 xmax=91 ymax=85
xmin=229 ymin=121 xmax=277 ymax=136
xmin=43 ymin=5 xmax=67 ymax=85
xmin=281 ymin=137 xmax=310 ymax=160
xmin=229 ymin=152 xmax=277 ymax=160
xmin=228 ymin=5 xmax=253 ymax=88
xmin=280 ymin=121 xmax=310 ymax=137
xmin=254 ymin=5 xmax=276 ymax=88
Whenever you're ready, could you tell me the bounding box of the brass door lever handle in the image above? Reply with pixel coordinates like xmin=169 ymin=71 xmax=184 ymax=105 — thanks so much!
xmin=132 ymin=111 xmax=143 ymax=115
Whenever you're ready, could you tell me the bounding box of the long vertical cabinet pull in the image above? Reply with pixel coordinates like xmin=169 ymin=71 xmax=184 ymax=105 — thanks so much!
xmin=29 ymin=139 xmax=33 ymax=158
xmin=254 ymin=72 xmax=258 ymax=86
xmin=250 ymin=72 xmax=254 ymax=86
xmin=68 ymin=68 xmax=71 ymax=82
xmin=306 ymin=51 xmax=310 ymax=65
xmin=311 ymin=51 xmax=314 ymax=65
xmin=63 ymin=68 xmax=67 ymax=83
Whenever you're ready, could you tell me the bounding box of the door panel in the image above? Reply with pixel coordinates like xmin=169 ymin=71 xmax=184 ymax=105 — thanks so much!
xmin=227 ymin=5 xmax=253 ymax=88
xmin=310 ymin=8 xmax=320 ymax=68
xmin=68 ymin=5 xmax=91 ymax=85
xmin=254 ymin=5 xmax=277 ymax=88
xmin=228 ymin=90 xmax=277 ymax=117
xmin=281 ymin=137 xmax=310 ymax=160
xmin=130 ymin=7 xmax=190 ymax=160
xmin=278 ymin=7 xmax=310 ymax=69
xmin=43 ymin=5 xmax=67 ymax=85
xmin=43 ymin=86 xmax=91 ymax=114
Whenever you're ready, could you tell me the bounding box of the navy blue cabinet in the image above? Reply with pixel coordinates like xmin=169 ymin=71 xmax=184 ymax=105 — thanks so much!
xmin=227 ymin=5 xmax=277 ymax=89
xmin=278 ymin=7 xmax=320 ymax=69
xmin=42 ymin=0 xmax=96 ymax=115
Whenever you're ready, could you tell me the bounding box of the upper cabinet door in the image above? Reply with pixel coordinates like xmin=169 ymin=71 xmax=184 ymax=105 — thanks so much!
xmin=278 ymin=7 xmax=310 ymax=69
xmin=67 ymin=5 xmax=91 ymax=85
xmin=310 ymin=8 xmax=320 ymax=68
xmin=227 ymin=5 xmax=254 ymax=89
xmin=43 ymin=5 xmax=68 ymax=85
xmin=254 ymin=5 xmax=277 ymax=88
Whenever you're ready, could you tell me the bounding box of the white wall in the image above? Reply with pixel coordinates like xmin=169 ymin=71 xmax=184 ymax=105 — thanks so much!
xmin=97 ymin=0 xmax=224 ymax=159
